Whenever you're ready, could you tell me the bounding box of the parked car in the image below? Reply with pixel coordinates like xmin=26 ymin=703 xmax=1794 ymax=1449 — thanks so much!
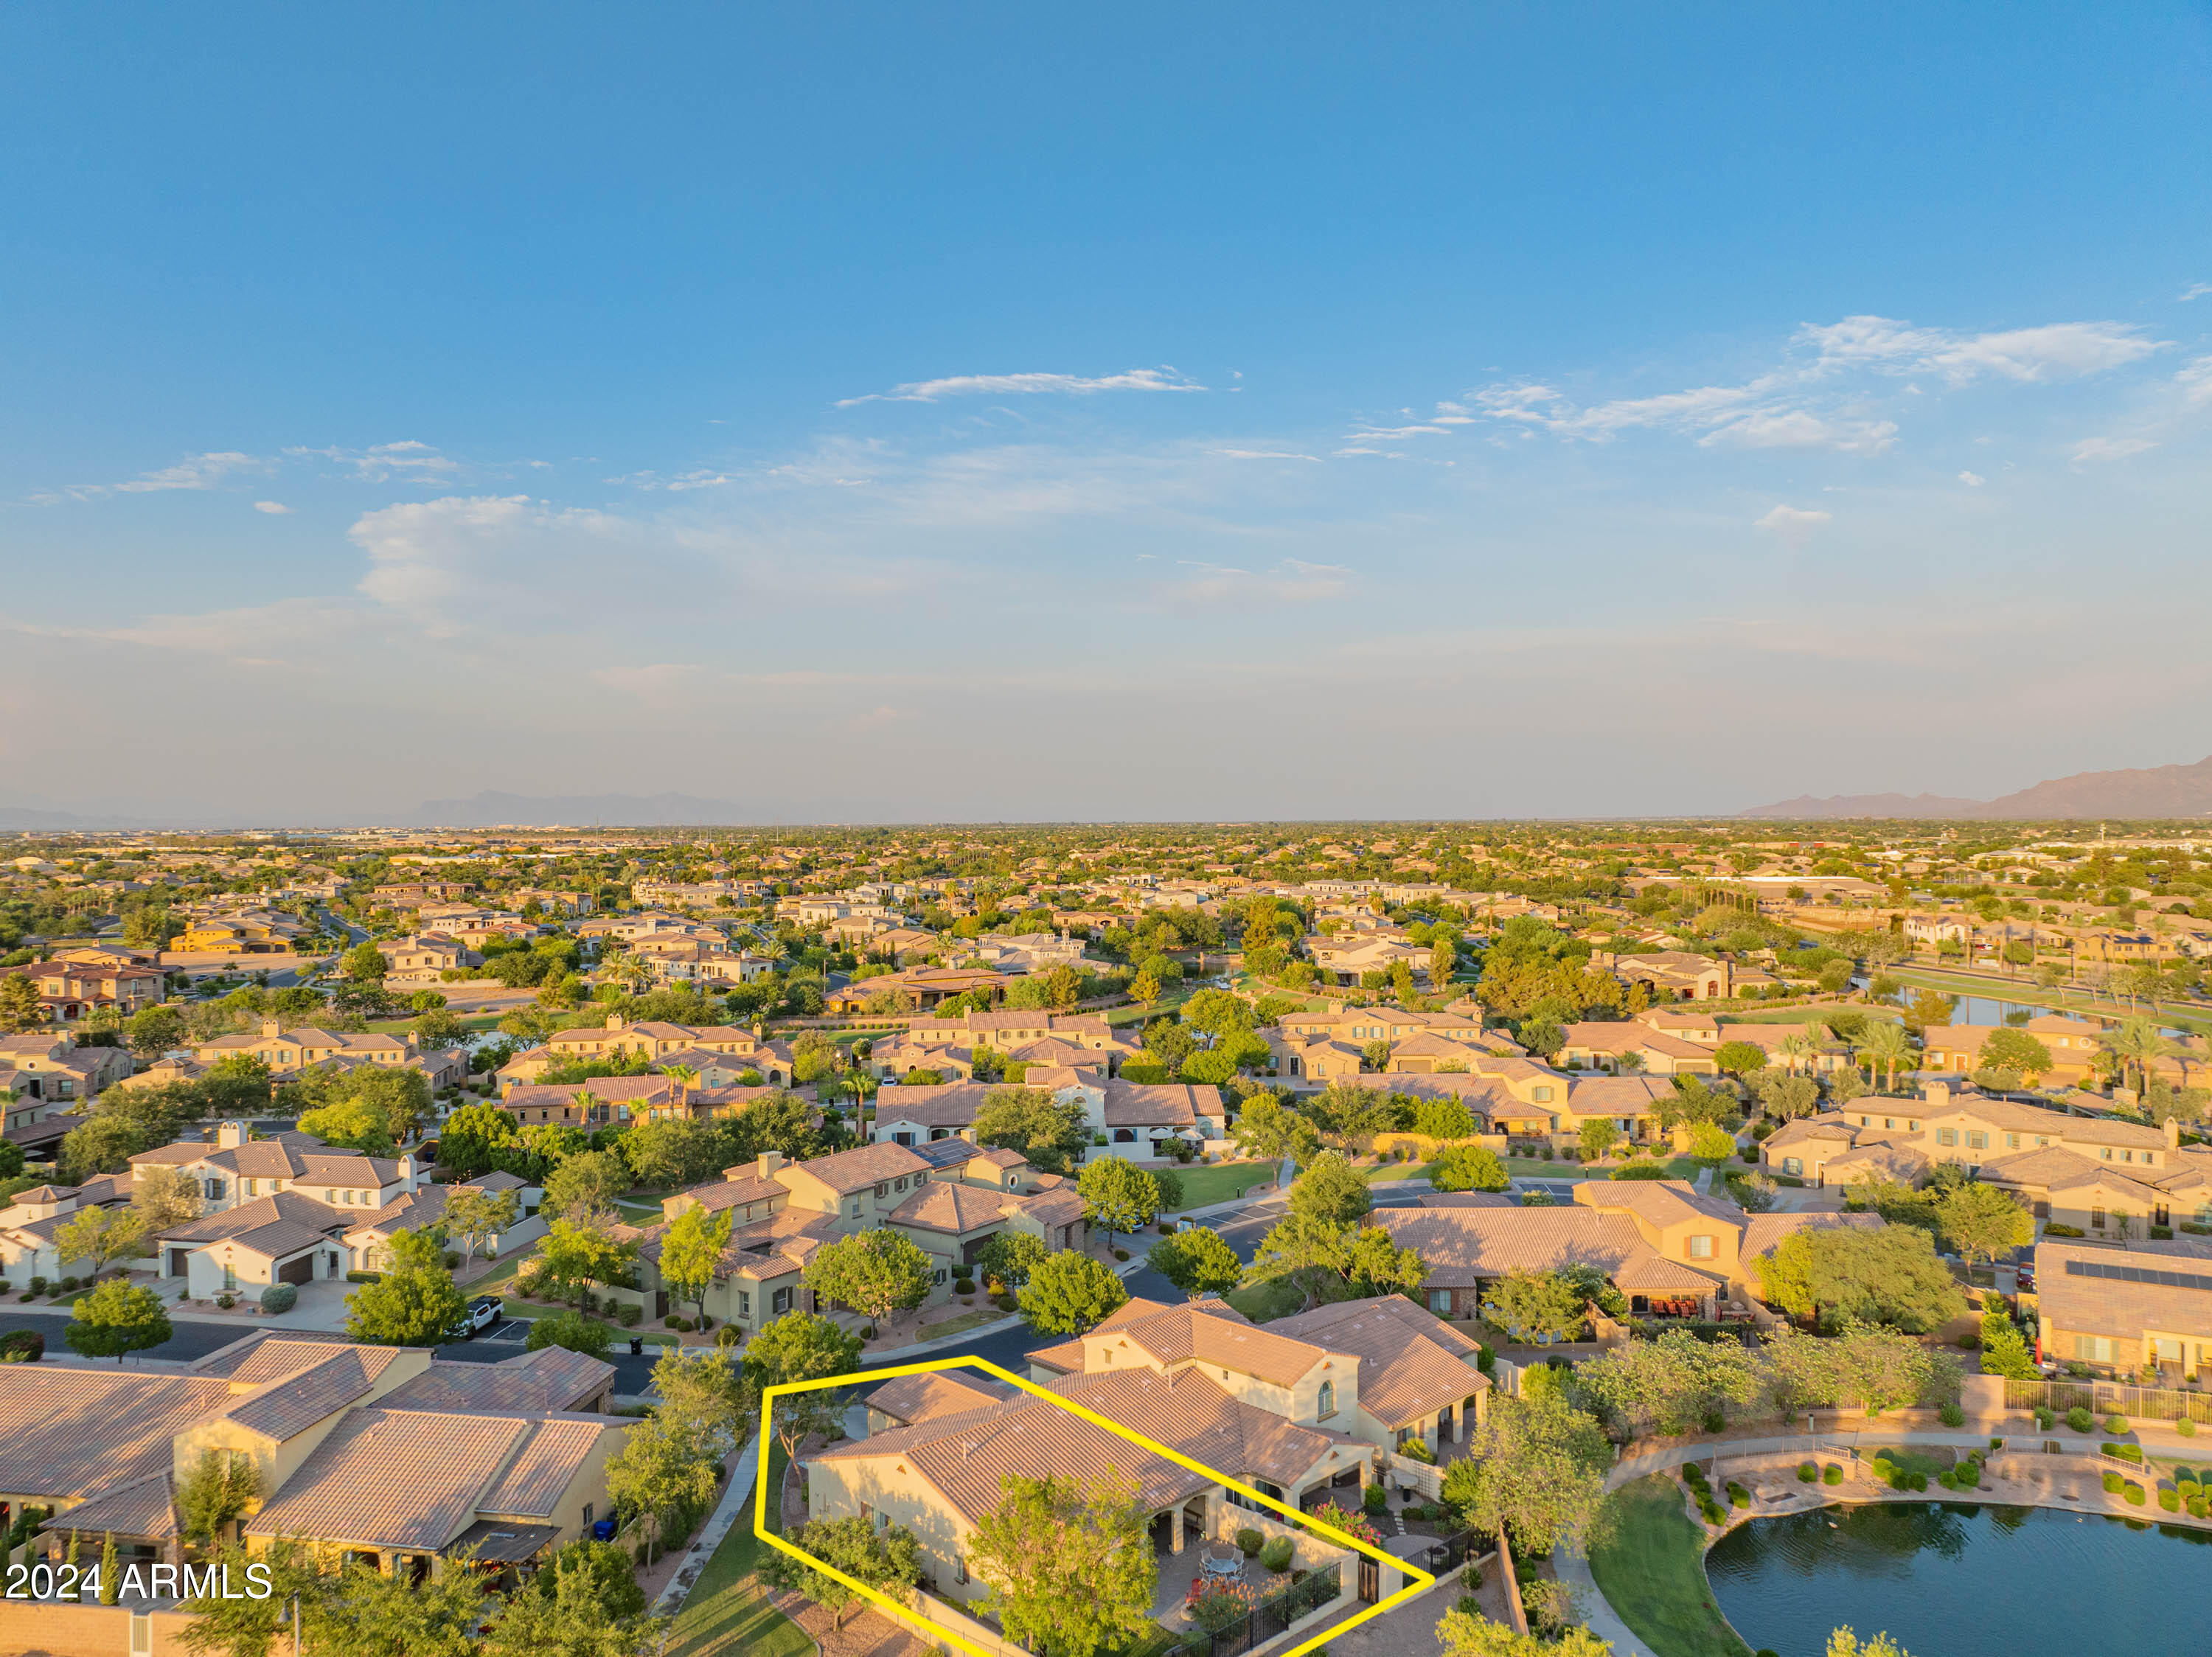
xmin=459 ymin=1295 xmax=505 ymax=1338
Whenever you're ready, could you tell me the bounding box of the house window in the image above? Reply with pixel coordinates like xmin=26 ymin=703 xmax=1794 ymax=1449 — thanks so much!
xmin=244 ymin=1178 xmax=257 ymax=1197
xmin=1429 ymin=1288 xmax=1452 ymax=1314
xmin=2006 ymin=1134 xmax=2019 ymax=1149
xmin=2074 ymin=1335 xmax=2114 ymax=1364
xmin=1966 ymin=1133 xmax=1988 ymax=1150
xmin=1114 ymin=1129 xmax=1136 ymax=1142
xmin=1318 ymin=1380 xmax=1336 ymax=1419
xmin=582 ymin=1504 xmax=594 ymax=1526
xmin=933 ymin=1269 xmax=947 ymax=1285
xmin=223 ymin=1262 xmax=237 ymax=1291
xmin=737 ymin=1290 xmax=751 ymax=1318
xmin=771 ymin=1287 xmax=792 ymax=1315
xmin=1531 ymin=1086 xmax=1554 ymax=1103
xmin=1687 ymin=1235 xmax=1714 ymax=1259
xmin=875 ymin=1183 xmax=888 ymax=1198
xmin=1883 ymin=1119 xmax=1895 ymax=1130
xmin=1782 ymin=1158 xmax=1803 ymax=1176
xmin=2091 ymin=1208 xmax=2107 ymax=1230
xmin=956 ymin=1555 xmax=968 ymax=1585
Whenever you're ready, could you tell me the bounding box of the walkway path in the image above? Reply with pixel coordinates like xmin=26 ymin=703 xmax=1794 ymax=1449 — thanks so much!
xmin=653 ymin=1438 xmax=759 ymax=1616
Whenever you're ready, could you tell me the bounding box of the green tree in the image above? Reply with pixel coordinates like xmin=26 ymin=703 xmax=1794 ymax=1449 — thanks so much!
xmin=175 ymin=1538 xmax=321 ymax=1657
xmin=1231 ymin=1092 xmax=1322 ymax=1167
xmin=967 ymin=1472 xmax=1157 ymax=1657
xmin=341 ymin=940 xmax=388 ymax=982
xmin=1980 ymin=1027 xmax=2054 ymax=1083
xmin=533 ymin=1216 xmax=639 ymax=1310
xmin=1755 ymin=1225 xmax=1966 ymax=1333
xmin=1437 ymin=1610 xmax=1610 ymax=1657
xmin=975 ymin=1230 xmax=1050 ymax=1293
xmin=1979 ymin=1303 xmax=2037 ymax=1380
xmin=1573 ymin=1327 xmax=1763 ymax=1438
xmin=125 ymin=1004 xmax=186 ymax=1058
xmin=1018 ymin=1251 xmax=1129 ymax=1335
xmin=1481 ymin=1269 xmax=1590 ymax=1345
xmin=175 ymin=1448 xmax=261 ymax=1548
xmin=1430 ymin=1142 xmax=1511 ymax=1193
xmin=1856 ymin=1021 xmax=1913 ymax=1093
xmin=1077 ymin=1155 xmax=1160 ymax=1251
xmin=1828 ymin=1631 xmax=1914 ymax=1657
xmin=1289 ymin=1150 xmax=1373 ymax=1226
xmin=659 ymin=1203 xmax=734 ymax=1324
xmin=973 ymin=1086 xmax=1091 ymax=1175
xmin=803 ymin=1230 xmax=932 ymax=1334
xmin=759 ymin=1515 xmax=922 ymax=1630
xmin=1936 ymin=1181 xmax=2034 ymax=1266
xmin=484 ymin=1560 xmax=663 ymax=1657
xmin=309 ymin=1553 xmax=487 ymax=1657
xmin=1146 ymin=1226 xmax=1243 ymax=1295
xmin=437 ymin=1101 xmax=520 ymax=1179
xmin=650 ymin=1344 xmax=755 ymax=1462
xmin=345 ymin=1227 xmax=469 ymax=1346
xmin=0 ymin=973 xmax=44 ymax=1031
xmin=1577 ymin=1119 xmax=1620 ymax=1163
xmin=1711 ymin=1041 xmax=1766 ymax=1077
xmin=290 ymin=1065 xmax=433 ymax=1153
xmin=541 ymin=1149 xmax=628 ymax=1220
xmin=65 ymin=1277 xmax=171 ymax=1363
xmin=530 ymin=1538 xmax=647 ymax=1621
xmin=441 ymin=1184 xmax=519 ymax=1270
xmin=604 ymin=1413 xmax=719 ymax=1565
xmin=527 ymin=1308 xmax=614 ymax=1359
xmin=1686 ymin=1122 xmax=1738 ymax=1166
xmin=1340 ymin=1224 xmax=1427 ymax=1296
xmin=1440 ymin=1392 xmax=1612 ymax=1556
xmin=742 ymin=1310 xmax=862 ymax=1462
xmin=56 ymin=1202 xmax=148 ymax=1276
xmin=1246 ymin=1212 xmax=1352 ymax=1311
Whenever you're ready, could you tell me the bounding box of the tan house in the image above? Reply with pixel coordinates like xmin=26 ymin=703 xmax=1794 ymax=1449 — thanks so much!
xmin=2034 ymin=1235 xmax=2212 ymax=1381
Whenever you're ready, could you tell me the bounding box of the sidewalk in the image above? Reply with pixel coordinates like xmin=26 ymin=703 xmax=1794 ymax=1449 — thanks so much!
xmin=653 ymin=1437 xmax=759 ymax=1616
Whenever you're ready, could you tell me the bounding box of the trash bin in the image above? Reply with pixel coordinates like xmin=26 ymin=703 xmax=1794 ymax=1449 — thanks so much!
xmin=592 ymin=1519 xmax=616 ymax=1542
xmin=629 ymin=1336 xmax=644 ymax=1356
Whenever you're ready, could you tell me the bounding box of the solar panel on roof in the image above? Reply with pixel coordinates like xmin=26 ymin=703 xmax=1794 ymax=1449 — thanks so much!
xmin=2065 ymin=1257 xmax=2212 ymax=1293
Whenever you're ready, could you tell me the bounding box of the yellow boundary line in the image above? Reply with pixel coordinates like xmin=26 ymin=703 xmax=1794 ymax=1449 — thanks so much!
xmin=757 ymin=1356 xmax=1435 ymax=1657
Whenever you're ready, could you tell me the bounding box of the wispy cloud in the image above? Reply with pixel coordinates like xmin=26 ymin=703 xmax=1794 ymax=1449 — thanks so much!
xmin=2070 ymin=435 xmax=2157 ymax=463
xmin=2178 ymin=356 xmax=2212 ymax=408
xmin=1958 ymin=471 xmax=1985 ymax=487
xmin=32 ymin=451 xmax=267 ymax=503
xmin=2180 ymin=282 xmax=2212 ymax=302
xmin=1755 ymin=504 xmax=1832 ymax=542
xmin=1211 ymin=448 xmax=1323 ymax=462
xmin=837 ymin=367 xmax=1203 ymax=407
xmin=253 ymin=500 xmax=293 ymax=515
xmin=285 ymin=440 xmax=463 ymax=483
xmin=1167 ymin=557 xmax=1352 ymax=605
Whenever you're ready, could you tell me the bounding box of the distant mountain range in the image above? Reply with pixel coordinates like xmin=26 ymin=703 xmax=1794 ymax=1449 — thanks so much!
xmin=406 ymin=791 xmax=756 ymax=827
xmin=1744 ymin=754 xmax=2212 ymax=819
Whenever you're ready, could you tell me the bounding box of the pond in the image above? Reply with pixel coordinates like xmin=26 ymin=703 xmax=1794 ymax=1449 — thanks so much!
xmin=1706 ymin=1501 xmax=2212 ymax=1657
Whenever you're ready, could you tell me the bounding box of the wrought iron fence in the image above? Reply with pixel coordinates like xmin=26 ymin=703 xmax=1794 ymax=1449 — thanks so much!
xmin=1180 ymin=1561 xmax=1343 ymax=1657
xmin=2003 ymin=1378 xmax=2212 ymax=1423
xmin=1419 ymin=1526 xmax=1485 ymax=1577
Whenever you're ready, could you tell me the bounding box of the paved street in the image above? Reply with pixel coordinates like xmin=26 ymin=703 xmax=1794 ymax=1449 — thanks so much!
xmin=0 ymin=1307 xmax=247 ymax=1364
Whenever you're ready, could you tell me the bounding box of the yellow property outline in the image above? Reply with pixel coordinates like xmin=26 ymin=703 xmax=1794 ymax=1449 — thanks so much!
xmin=757 ymin=1355 xmax=1436 ymax=1657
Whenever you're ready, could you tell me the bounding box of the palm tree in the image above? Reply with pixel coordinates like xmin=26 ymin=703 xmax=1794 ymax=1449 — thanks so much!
xmin=662 ymin=1063 xmax=698 ymax=1114
xmin=1781 ymin=1029 xmax=1818 ymax=1077
xmin=1857 ymin=1021 xmax=1913 ymax=1095
xmin=2104 ymin=1016 xmax=2172 ymax=1098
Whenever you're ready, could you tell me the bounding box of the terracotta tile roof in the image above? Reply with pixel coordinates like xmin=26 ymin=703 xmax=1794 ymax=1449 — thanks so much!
xmin=479 ymin=1417 xmax=620 ymax=1516
xmin=1416 ymin=1192 xmax=1518 ymax=1209
xmin=190 ymin=1328 xmax=356 ymax=1380
xmin=223 ymin=1348 xmax=394 ymax=1440
xmin=0 ymin=1369 xmax=233 ymax=1501
xmin=2037 ymin=1238 xmax=2212 ymax=1343
xmin=1113 ymin=1304 xmax=1326 ymax=1388
xmin=790 ymin=1142 xmax=933 ymax=1192
xmin=380 ymin=1347 xmax=615 ymax=1414
xmin=1373 ymin=1206 xmax=1660 ymax=1287
xmin=887 ymin=1181 xmax=1012 ymax=1233
xmin=244 ymin=1407 xmax=535 ymax=1552
xmin=58 ymin=1473 xmax=178 ymax=1541
xmin=157 ymin=1191 xmax=344 ymax=1260
xmin=1265 ymin=1295 xmax=1491 ymax=1428
xmin=1738 ymin=1212 xmax=1882 ymax=1261
xmin=864 ymin=1372 xmax=1015 ymax=1426
xmin=1573 ymin=1178 xmax=1742 ymax=1230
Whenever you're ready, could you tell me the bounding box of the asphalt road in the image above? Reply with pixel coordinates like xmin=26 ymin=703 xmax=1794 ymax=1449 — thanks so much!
xmin=0 ymin=1307 xmax=251 ymax=1364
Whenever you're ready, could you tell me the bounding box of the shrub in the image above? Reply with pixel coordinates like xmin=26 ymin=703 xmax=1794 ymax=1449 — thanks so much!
xmin=1362 ymin=1484 xmax=1387 ymax=1515
xmin=666 ymin=1316 xmax=692 ymax=1331
xmin=1112 ymin=1248 xmax=1130 ymax=1262
xmin=1727 ymin=1482 xmax=1750 ymax=1510
xmin=59 ymin=1276 xmax=78 ymax=1293
xmin=1702 ymin=1408 xmax=1725 ymax=1434
xmin=1798 ymin=1462 xmax=1818 ymax=1482
xmin=0 ymin=1330 xmax=43 ymax=1363
xmin=1457 ymin=1594 xmax=1482 ymax=1617
xmin=216 ymin=1293 xmax=235 ymax=1310
xmin=1939 ymin=1403 xmax=1965 ymax=1428
xmin=1955 ymin=1462 xmax=1980 ymax=1488
xmin=1700 ymin=1498 xmax=1726 ymax=1524
xmin=616 ymin=1303 xmax=641 ymax=1326
xmin=1259 ymin=1537 xmax=1294 ymax=1573
xmin=27 ymin=1276 xmax=44 ymax=1296
xmin=1937 ymin=1470 xmax=1958 ymax=1490
xmin=260 ymin=1283 xmax=297 ymax=1315
xmin=2151 ymin=1225 xmax=2174 ymax=1240
xmin=1398 ymin=1437 xmax=1436 ymax=1465
xmin=2160 ymin=1487 xmax=2180 ymax=1512
xmin=2103 ymin=1442 xmax=2144 ymax=1463
xmin=1823 ymin=1465 xmax=1843 ymax=1486
xmin=443 ymin=1251 xmax=462 ymax=1269
xmin=2067 ymin=1406 xmax=2094 ymax=1434
xmin=2104 ymin=1470 xmax=2125 ymax=1493
xmin=2125 ymin=1482 xmax=2146 ymax=1506
xmin=1956 ymin=1333 xmax=1980 ymax=1350
xmin=2191 ymin=1496 xmax=2210 ymax=1520
xmin=1907 ymin=1473 xmax=1927 ymax=1492
xmin=2035 ymin=1407 xmax=2056 ymax=1431
xmin=953 ymin=1278 xmax=975 ymax=1296
xmin=1235 ymin=1528 xmax=1264 ymax=1558
xmin=2181 ymin=1417 xmax=2199 ymax=1439
xmin=995 ymin=1292 xmax=1018 ymax=1311
xmin=2042 ymin=1222 xmax=2085 ymax=1237
xmin=2108 ymin=1414 xmax=2130 ymax=1434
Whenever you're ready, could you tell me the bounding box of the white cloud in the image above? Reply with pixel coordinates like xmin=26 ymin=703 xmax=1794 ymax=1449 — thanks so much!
xmin=1794 ymin=316 xmax=2163 ymax=382
xmin=1755 ymin=504 xmax=1832 ymax=542
xmin=1343 ymin=423 xmax=1452 ymax=441
xmin=2180 ymin=282 xmax=2212 ymax=302
xmin=2177 ymin=356 xmax=2212 ymax=408
xmin=1168 ymin=557 xmax=1353 ymax=605
xmin=2070 ymin=436 xmax=2158 ymax=463
xmin=1958 ymin=471 xmax=1985 ymax=487
xmin=33 ymin=451 xmax=268 ymax=503
xmin=348 ymin=494 xmax=636 ymax=629
xmin=1698 ymin=410 xmax=1898 ymax=454
xmin=286 ymin=440 xmax=463 ymax=483
xmin=1210 ymin=448 xmax=1323 ymax=462
xmin=837 ymin=367 xmax=1204 ymax=406
xmin=253 ymin=501 xmax=293 ymax=515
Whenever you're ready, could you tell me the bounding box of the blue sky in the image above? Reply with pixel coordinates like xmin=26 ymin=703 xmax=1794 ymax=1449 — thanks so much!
xmin=5 ymin=4 xmax=2211 ymax=823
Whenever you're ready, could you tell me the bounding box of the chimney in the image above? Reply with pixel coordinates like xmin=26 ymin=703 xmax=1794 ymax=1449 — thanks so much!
xmin=261 ymin=1019 xmax=282 ymax=1039
xmin=1922 ymin=1080 xmax=1950 ymax=1111
xmin=756 ymin=1150 xmax=785 ymax=1181
xmin=606 ymin=1013 xmax=626 ymax=1030
xmin=218 ymin=1120 xmax=247 ymax=1149
xmin=2166 ymin=1116 xmax=2183 ymax=1150
xmin=398 ymin=1153 xmax=417 ymax=1189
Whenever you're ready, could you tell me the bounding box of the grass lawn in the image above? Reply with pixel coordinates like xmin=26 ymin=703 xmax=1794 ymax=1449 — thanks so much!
xmin=1224 ymin=1276 xmax=1312 ymax=1324
xmin=1166 ymin=1161 xmax=1282 ymax=1209
xmin=1362 ymin=1160 xmax=1439 ymax=1184
xmin=1724 ymin=1005 xmax=1900 ymax=1025
xmin=615 ymin=1199 xmax=663 ymax=1223
xmin=665 ymin=1442 xmax=808 ymax=1657
xmin=1587 ymin=1474 xmax=1752 ymax=1657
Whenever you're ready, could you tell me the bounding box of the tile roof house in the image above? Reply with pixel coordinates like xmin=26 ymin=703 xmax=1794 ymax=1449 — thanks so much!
xmin=612 ymin=1142 xmax=1091 ymax=1338
xmin=2034 ymin=1234 xmax=2212 ymax=1382
xmin=0 ymin=1334 xmax=626 ymax=1581
xmin=815 ymin=1319 xmax=1380 ymax=1616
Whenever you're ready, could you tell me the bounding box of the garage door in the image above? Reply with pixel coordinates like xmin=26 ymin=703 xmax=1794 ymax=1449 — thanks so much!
xmin=278 ymin=1255 xmax=316 ymax=1286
